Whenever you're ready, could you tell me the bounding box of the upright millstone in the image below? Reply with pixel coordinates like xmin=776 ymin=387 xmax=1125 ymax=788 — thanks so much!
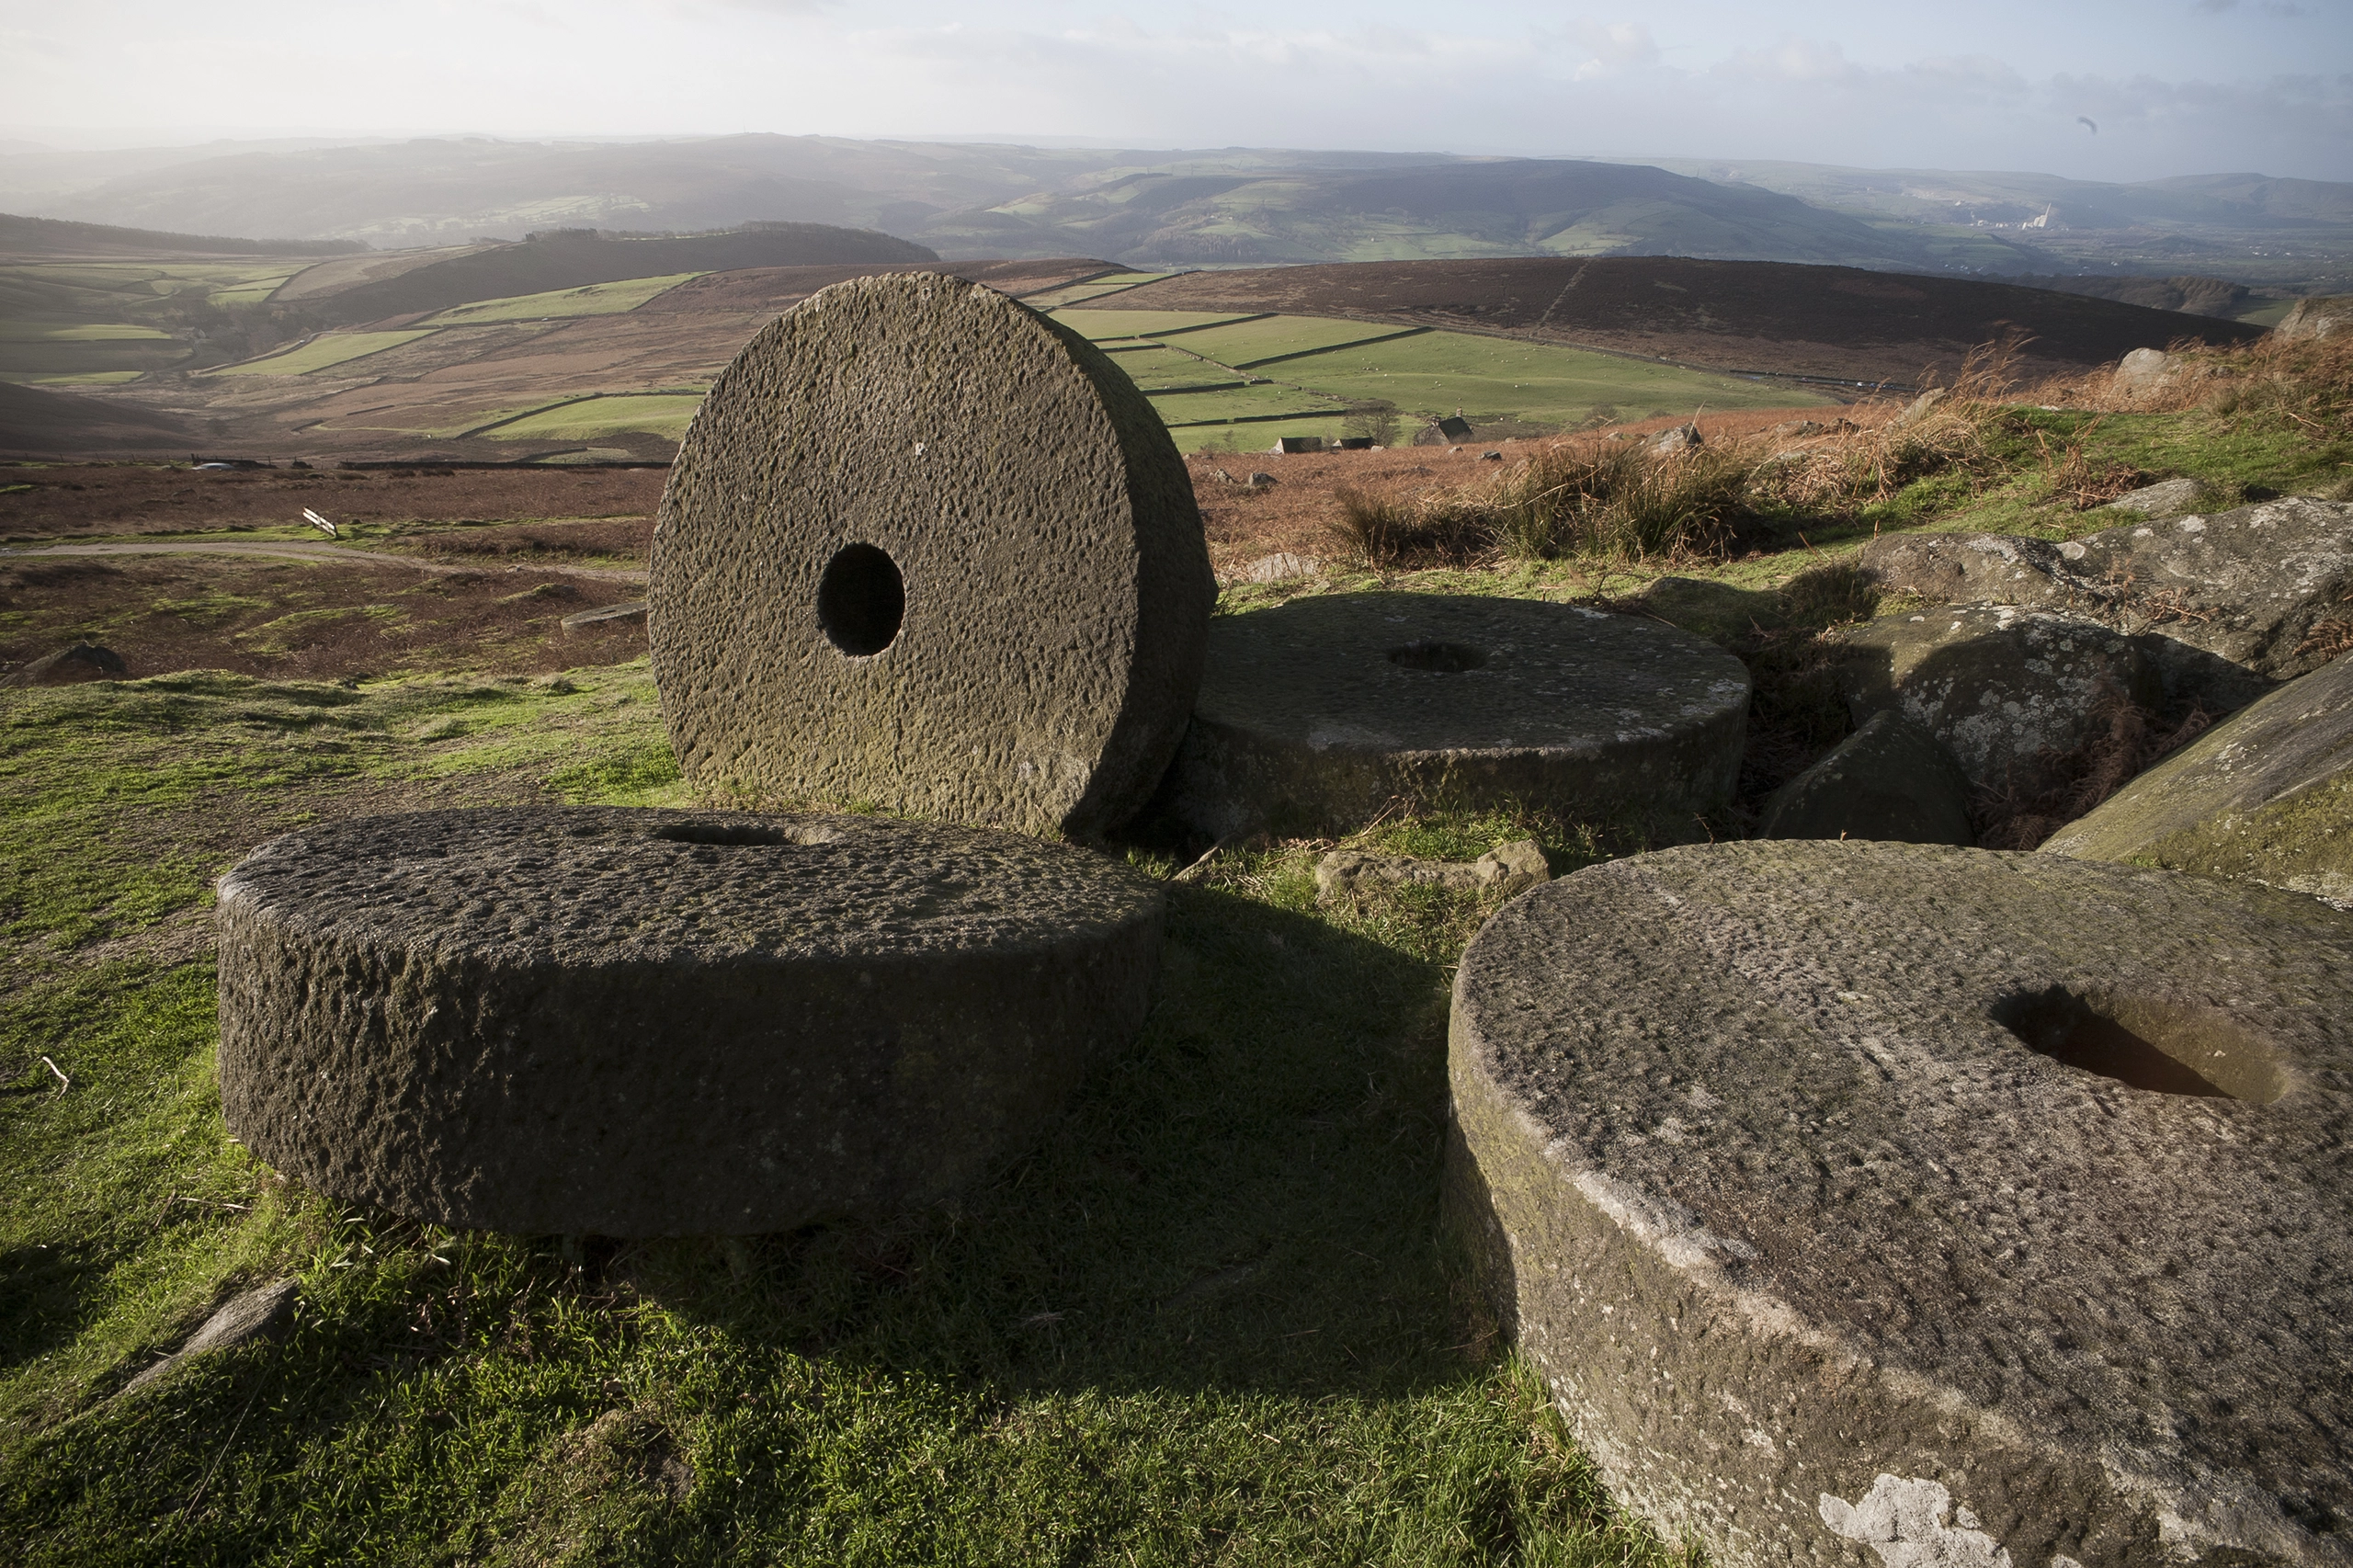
xmin=1449 ymin=840 xmax=2353 ymax=1568
xmin=650 ymin=271 xmax=1214 ymax=836
xmin=216 ymin=807 xmax=1165 ymax=1237
xmin=1163 ymin=593 xmax=1750 ymax=837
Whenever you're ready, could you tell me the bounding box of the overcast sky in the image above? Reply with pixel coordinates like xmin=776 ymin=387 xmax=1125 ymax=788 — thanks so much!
xmin=5 ymin=0 xmax=2347 ymax=181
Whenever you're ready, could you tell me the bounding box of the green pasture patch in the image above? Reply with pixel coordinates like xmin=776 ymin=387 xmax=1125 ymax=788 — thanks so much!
xmin=423 ymin=272 xmax=704 ymax=326
xmin=1053 ymin=309 xmax=1265 ymax=342
xmin=0 ymin=324 xmax=173 ymax=343
xmin=1154 ymin=315 xmax=1425 ymax=369
xmin=1285 ymin=332 xmax=1801 ymax=430
xmin=205 ymin=330 xmax=438 ymax=378
xmin=5 ymin=371 xmax=146 ymax=386
xmin=1148 ymin=384 xmax=1347 ymax=426
xmin=481 ymin=392 xmax=709 ymax=442
xmin=1176 ymin=415 xmax=1353 ymax=453
xmin=1099 ymin=345 xmax=1249 ymax=392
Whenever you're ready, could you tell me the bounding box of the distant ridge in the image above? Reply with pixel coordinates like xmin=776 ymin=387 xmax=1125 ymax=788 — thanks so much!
xmin=307 ymin=223 xmax=940 ymax=325
xmin=0 ymin=211 xmax=362 ymax=259
xmin=0 ymin=380 xmax=194 ymax=455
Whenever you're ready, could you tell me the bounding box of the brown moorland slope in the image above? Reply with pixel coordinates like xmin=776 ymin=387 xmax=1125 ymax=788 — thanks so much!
xmin=1115 ymin=256 xmax=2264 ymax=386
xmin=5 ymin=258 xmax=1113 ymax=460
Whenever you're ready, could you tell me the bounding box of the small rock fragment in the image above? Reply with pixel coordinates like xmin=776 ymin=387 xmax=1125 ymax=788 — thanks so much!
xmin=122 ymin=1278 xmax=299 ymax=1394
xmin=5 ymin=642 xmax=126 ymax=687
xmin=1315 ymin=837 xmax=1551 ymax=902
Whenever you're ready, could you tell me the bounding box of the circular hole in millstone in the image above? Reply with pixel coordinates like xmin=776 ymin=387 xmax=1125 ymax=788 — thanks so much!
xmin=653 ymin=822 xmax=793 ymax=847
xmin=1993 ymin=985 xmax=2283 ymax=1103
xmin=1388 ymin=641 xmax=1488 ymax=672
xmin=816 ymin=542 xmax=905 ymax=657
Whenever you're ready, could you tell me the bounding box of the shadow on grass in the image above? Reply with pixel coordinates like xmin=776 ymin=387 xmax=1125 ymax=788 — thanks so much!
xmin=632 ymin=879 xmax=1475 ymax=1402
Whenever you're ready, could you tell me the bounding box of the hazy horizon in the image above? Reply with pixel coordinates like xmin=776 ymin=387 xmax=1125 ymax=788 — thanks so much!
xmin=4 ymin=1 xmax=2347 ymax=184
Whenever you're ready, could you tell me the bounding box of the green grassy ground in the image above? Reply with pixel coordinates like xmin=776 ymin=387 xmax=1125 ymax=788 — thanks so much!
xmin=0 ymin=662 xmax=1694 ymax=1566
xmin=1151 ymin=316 xmax=1421 ymax=369
xmin=1095 ymin=346 xmax=1247 ymax=392
xmin=421 ymin=274 xmax=705 ymax=326
xmin=1146 ymin=384 xmax=1348 ymax=427
xmin=480 ymin=392 xmax=710 ymax=443
xmin=1055 ymin=310 xmax=1264 ymax=341
xmin=204 ymin=331 xmax=439 ymax=378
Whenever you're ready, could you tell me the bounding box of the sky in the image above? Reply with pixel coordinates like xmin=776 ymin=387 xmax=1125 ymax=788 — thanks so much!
xmin=3 ymin=0 xmax=2347 ymax=181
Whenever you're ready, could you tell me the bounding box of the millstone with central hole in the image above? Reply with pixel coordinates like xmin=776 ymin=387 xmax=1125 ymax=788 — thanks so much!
xmin=1449 ymin=840 xmax=2353 ymax=1568
xmin=1162 ymin=593 xmax=1751 ymax=836
xmin=648 ymin=271 xmax=1214 ymax=837
xmin=215 ymin=807 xmax=1164 ymax=1236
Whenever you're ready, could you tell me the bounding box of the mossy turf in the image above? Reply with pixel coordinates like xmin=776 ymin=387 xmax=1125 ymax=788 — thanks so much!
xmin=0 ymin=663 xmax=1693 ymax=1565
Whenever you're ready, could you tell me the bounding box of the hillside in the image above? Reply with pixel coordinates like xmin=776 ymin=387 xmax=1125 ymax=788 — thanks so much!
xmin=0 ymin=379 xmax=193 ymax=454
xmin=923 ymin=158 xmax=2022 ymax=271
xmin=0 ymin=212 xmax=361 ymax=260
xmin=291 ymin=224 xmax=939 ymax=324
xmin=1109 ymin=257 xmax=2266 ymax=385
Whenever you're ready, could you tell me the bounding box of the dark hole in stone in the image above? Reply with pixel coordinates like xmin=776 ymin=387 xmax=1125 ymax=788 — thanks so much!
xmin=1388 ymin=641 xmax=1487 ymax=673
xmin=1993 ymin=985 xmax=2283 ymax=1103
xmin=817 ymin=542 xmax=904 ymax=656
xmin=653 ymin=822 xmax=792 ymax=847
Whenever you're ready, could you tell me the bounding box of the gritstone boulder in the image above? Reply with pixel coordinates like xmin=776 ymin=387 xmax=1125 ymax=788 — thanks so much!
xmin=649 ymin=271 xmax=1214 ymax=837
xmin=216 ymin=807 xmax=1165 ymax=1236
xmin=1449 ymin=840 xmax=2353 ymax=1568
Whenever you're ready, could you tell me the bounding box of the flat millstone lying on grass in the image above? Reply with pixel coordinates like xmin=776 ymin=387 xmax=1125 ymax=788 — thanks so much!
xmin=1162 ymin=593 xmax=1750 ymax=837
xmin=216 ymin=806 xmax=1165 ymax=1236
xmin=1449 ymin=840 xmax=2353 ymax=1568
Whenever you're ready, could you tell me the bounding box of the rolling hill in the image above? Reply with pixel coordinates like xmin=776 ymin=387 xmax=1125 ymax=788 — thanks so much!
xmin=0 ymin=212 xmax=361 ymax=260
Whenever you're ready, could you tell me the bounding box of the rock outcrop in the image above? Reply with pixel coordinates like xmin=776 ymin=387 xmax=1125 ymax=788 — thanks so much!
xmin=2043 ymin=650 xmax=2353 ymax=907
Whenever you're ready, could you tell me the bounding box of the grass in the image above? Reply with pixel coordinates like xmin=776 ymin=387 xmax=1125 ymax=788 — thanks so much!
xmin=0 ymin=324 xmax=175 ymax=343
xmin=1053 ymin=311 xmax=1266 ymax=342
xmin=480 ymin=392 xmax=710 ymax=443
xmin=1146 ymin=316 xmax=1424 ymax=369
xmin=0 ymin=657 xmax=1698 ymax=1566
xmin=1094 ymin=346 xmax=1248 ymax=392
xmin=421 ymin=274 xmax=704 ymax=326
xmin=203 ymin=331 xmax=438 ymax=378
xmin=1146 ymin=384 xmax=1348 ymax=427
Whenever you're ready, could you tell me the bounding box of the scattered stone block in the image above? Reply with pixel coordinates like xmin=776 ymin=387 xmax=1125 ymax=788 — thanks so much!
xmin=6 ymin=642 xmax=126 ymax=687
xmin=1245 ymin=471 xmax=1277 ymax=487
xmin=1314 ymin=837 xmax=1549 ymax=901
xmin=2044 ymin=650 xmax=2353 ymax=907
xmin=1859 ymin=500 xmax=2353 ymax=702
xmin=2274 ymin=295 xmax=2352 ymax=342
xmin=560 ymin=600 xmax=647 ymax=633
xmin=1274 ymin=436 xmax=1324 ymax=454
xmin=216 ymin=806 xmax=1165 ymax=1236
xmin=647 ymin=272 xmax=1213 ymax=837
xmin=123 ymin=1278 xmax=299 ymax=1394
xmin=1163 ymin=593 xmax=1750 ymax=837
xmin=1413 ymin=416 xmax=1474 ymax=446
xmin=1232 ymin=551 xmax=1321 ymax=585
xmin=1835 ymin=605 xmax=2161 ymax=792
xmin=1449 ymin=838 xmax=2353 ymax=1568
xmin=2099 ymin=475 xmax=2208 ymax=519
xmin=1478 ymin=449 xmax=1504 ymax=461
xmin=1767 ymin=418 xmax=1825 ymax=437
xmin=1761 ymin=709 xmax=1973 ymax=845
xmin=1892 ymin=387 xmax=1948 ymax=426
xmin=2111 ymin=345 xmax=2179 ymax=395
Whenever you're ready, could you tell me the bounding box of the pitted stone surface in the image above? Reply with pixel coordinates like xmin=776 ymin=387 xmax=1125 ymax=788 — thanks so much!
xmin=1449 ymin=840 xmax=2353 ymax=1567
xmin=1761 ymin=709 xmax=1974 ymax=846
xmin=217 ymin=807 xmax=1164 ymax=1236
xmin=649 ymin=271 xmax=1214 ymax=837
xmin=1857 ymin=500 xmax=2353 ymax=702
xmin=1835 ymin=605 xmax=2161 ymax=791
xmin=1162 ymin=593 xmax=1750 ymax=837
xmin=2045 ymin=650 xmax=2353 ymax=907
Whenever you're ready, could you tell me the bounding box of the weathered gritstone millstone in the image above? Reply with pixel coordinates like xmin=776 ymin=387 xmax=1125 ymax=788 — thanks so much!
xmin=216 ymin=807 xmax=1165 ymax=1236
xmin=649 ymin=271 xmax=1214 ymax=837
xmin=1449 ymin=840 xmax=2353 ymax=1568
xmin=1163 ymin=593 xmax=1751 ymax=837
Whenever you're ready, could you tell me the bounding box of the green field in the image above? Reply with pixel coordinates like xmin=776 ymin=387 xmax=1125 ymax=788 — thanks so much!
xmin=1055 ymin=310 xmax=1265 ymax=342
xmin=1099 ymin=345 xmax=1249 ymax=391
xmin=481 ymin=392 xmax=709 ymax=441
xmin=1261 ymin=331 xmax=1803 ymax=428
xmin=0 ymin=324 xmax=175 ymax=343
xmin=422 ymin=273 xmax=704 ymax=325
xmin=1146 ymin=315 xmax=1426 ymax=369
xmin=204 ymin=330 xmax=438 ymax=378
